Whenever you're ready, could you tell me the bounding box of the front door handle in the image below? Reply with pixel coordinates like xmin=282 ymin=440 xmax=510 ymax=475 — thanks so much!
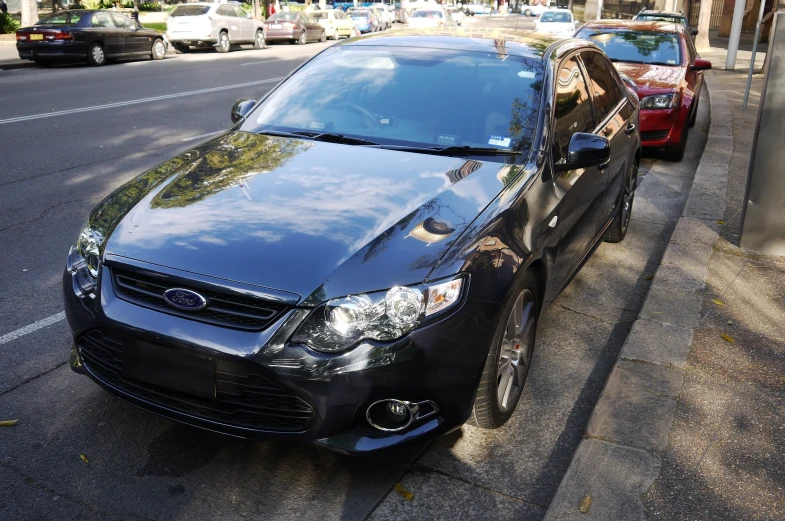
xmin=625 ymin=123 xmax=636 ymax=135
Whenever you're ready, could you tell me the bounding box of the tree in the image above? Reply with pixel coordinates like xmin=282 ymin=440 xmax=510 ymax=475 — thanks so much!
xmin=695 ymin=0 xmax=713 ymax=52
xmin=20 ymin=0 xmax=37 ymax=27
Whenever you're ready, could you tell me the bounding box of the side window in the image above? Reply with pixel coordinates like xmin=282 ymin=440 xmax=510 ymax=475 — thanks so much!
xmin=91 ymin=12 xmax=115 ymax=28
xmin=217 ymin=6 xmax=233 ymax=17
xmin=552 ymin=57 xmax=595 ymax=164
xmin=581 ymin=51 xmax=624 ymax=123
xmin=111 ymin=13 xmax=132 ymax=29
xmin=684 ymin=33 xmax=697 ymax=63
xmin=233 ymin=7 xmax=248 ymax=18
xmin=335 ymin=11 xmax=345 ymax=19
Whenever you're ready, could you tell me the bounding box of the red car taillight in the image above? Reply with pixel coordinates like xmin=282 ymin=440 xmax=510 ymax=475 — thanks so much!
xmin=53 ymin=31 xmax=73 ymax=41
xmin=16 ymin=32 xmax=27 ymax=41
xmin=283 ymin=22 xmax=297 ymax=29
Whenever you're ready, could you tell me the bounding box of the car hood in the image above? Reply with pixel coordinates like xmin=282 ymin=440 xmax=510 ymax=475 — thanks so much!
xmin=613 ymin=62 xmax=685 ymax=96
xmin=95 ymin=131 xmax=517 ymax=304
xmin=537 ymin=23 xmax=573 ymax=33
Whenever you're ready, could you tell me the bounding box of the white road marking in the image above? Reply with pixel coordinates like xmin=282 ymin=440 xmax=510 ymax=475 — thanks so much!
xmin=181 ymin=130 xmax=224 ymax=142
xmin=0 ymin=77 xmax=284 ymax=126
xmin=0 ymin=312 xmax=66 ymax=346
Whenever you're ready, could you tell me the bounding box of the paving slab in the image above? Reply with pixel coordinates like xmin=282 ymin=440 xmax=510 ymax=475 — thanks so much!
xmin=542 ymin=439 xmax=660 ymax=521
xmin=586 ymin=361 xmax=682 ymax=452
xmin=619 ymin=319 xmax=694 ymax=369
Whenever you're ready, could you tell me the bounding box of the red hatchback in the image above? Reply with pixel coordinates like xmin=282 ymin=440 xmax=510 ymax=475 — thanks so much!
xmin=575 ymin=20 xmax=711 ymax=160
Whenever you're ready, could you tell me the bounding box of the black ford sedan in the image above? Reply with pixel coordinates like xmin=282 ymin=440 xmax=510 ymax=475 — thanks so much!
xmin=16 ymin=9 xmax=167 ymax=67
xmin=64 ymin=30 xmax=640 ymax=454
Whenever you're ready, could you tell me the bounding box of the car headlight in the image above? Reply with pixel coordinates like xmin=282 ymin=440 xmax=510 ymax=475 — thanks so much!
xmin=640 ymin=93 xmax=679 ymax=109
xmin=291 ymin=276 xmax=465 ymax=353
xmin=67 ymin=224 xmax=104 ymax=296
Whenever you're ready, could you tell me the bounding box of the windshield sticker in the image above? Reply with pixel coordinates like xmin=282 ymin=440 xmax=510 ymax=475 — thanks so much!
xmin=518 ymin=70 xmax=536 ymax=79
xmin=488 ymin=135 xmax=511 ymax=147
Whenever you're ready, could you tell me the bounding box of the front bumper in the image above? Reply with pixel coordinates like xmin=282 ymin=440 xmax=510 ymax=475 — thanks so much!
xmin=64 ymin=261 xmax=499 ymax=455
xmin=639 ymin=107 xmax=685 ymax=148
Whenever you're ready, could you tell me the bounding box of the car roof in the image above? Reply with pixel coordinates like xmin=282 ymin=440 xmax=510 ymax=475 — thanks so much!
xmin=339 ymin=28 xmax=589 ymax=59
xmin=638 ymin=10 xmax=686 ymax=17
xmin=581 ymin=19 xmax=685 ymax=34
xmin=543 ymin=8 xmax=572 ymax=13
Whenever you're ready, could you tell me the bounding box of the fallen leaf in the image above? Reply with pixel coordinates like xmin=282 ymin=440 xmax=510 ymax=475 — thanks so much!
xmin=579 ymin=493 xmax=592 ymax=513
xmin=712 ymin=299 xmax=724 ymax=306
xmin=80 ymin=454 xmax=89 ymax=464
xmin=645 ymin=275 xmax=653 ymax=280
xmin=394 ymin=483 xmax=413 ymax=501
xmin=721 ymin=334 xmax=735 ymax=343
xmin=727 ymin=320 xmax=734 ymax=326
xmin=717 ymin=220 xmax=726 ymax=225
xmin=0 ymin=420 xmax=18 ymax=427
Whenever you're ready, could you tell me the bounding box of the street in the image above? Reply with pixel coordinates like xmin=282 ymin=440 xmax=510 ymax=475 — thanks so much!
xmin=0 ymin=15 xmax=710 ymax=521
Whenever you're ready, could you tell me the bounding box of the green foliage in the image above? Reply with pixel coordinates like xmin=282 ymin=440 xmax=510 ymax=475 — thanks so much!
xmin=143 ymin=22 xmax=166 ymax=31
xmin=0 ymin=13 xmax=19 ymax=35
xmin=139 ymin=3 xmax=162 ymax=11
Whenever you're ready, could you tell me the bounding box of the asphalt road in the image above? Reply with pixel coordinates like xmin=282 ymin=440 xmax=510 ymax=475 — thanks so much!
xmin=0 ymin=16 xmax=705 ymax=521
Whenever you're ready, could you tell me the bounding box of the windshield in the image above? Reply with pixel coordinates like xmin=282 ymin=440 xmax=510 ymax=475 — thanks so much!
xmin=170 ymin=5 xmax=211 ymax=17
xmin=412 ymin=10 xmax=443 ymax=18
xmin=349 ymin=9 xmax=370 ymax=16
xmin=243 ymin=46 xmax=544 ymax=160
xmin=637 ymin=14 xmax=688 ymax=27
xmin=540 ymin=12 xmax=571 ymax=23
xmin=37 ymin=11 xmax=90 ymax=24
xmin=575 ymin=29 xmax=682 ymax=66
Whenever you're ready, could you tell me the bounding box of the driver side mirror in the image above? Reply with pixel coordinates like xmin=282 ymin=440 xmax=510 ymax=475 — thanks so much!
xmin=692 ymin=58 xmax=712 ymax=71
xmin=231 ymin=98 xmax=256 ymax=123
xmin=553 ymin=133 xmax=611 ymax=172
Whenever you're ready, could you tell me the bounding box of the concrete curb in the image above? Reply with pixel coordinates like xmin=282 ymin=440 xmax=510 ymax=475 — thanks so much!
xmin=543 ymin=70 xmax=731 ymax=520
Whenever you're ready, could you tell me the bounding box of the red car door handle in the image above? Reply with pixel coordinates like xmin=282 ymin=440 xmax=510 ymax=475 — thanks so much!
xmin=625 ymin=123 xmax=636 ymax=135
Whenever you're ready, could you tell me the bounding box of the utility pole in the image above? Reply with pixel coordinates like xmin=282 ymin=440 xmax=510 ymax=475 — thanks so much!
xmin=726 ymin=0 xmax=747 ymax=69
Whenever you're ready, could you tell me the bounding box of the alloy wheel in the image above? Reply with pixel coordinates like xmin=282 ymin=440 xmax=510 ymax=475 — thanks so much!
xmin=89 ymin=44 xmax=105 ymax=66
xmin=496 ymin=289 xmax=536 ymax=412
xmin=219 ymin=33 xmax=230 ymax=52
xmin=255 ymin=30 xmax=265 ymax=48
xmin=152 ymin=40 xmax=166 ymax=59
xmin=333 ymin=29 xmax=339 ymax=40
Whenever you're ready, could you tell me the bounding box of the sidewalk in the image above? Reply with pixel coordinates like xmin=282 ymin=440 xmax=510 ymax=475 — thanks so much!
xmin=546 ymin=40 xmax=785 ymax=520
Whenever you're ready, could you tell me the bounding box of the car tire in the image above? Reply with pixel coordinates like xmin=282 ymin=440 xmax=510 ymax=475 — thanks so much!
xmin=332 ymin=29 xmax=340 ymax=40
xmin=172 ymin=43 xmax=189 ymax=54
xmin=150 ymin=38 xmax=166 ymax=60
xmin=87 ymin=42 xmax=106 ymax=66
xmin=469 ymin=269 xmax=540 ymax=429
xmin=319 ymin=30 xmax=326 ymax=42
xmin=524 ymin=9 xmax=532 ymax=15
xmin=605 ymin=160 xmax=637 ymax=243
xmin=216 ymin=31 xmax=230 ymax=53
xmin=253 ymin=29 xmax=266 ymax=49
xmin=665 ymin=124 xmax=689 ymax=161
xmin=297 ymin=31 xmax=307 ymax=45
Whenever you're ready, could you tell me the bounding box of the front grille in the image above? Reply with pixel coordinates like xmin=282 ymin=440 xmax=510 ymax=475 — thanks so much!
xmin=111 ymin=268 xmax=288 ymax=331
xmin=641 ymin=129 xmax=670 ymax=141
xmin=78 ymin=331 xmax=315 ymax=432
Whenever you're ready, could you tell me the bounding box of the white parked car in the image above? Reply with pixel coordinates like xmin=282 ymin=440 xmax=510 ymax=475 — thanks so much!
xmin=167 ymin=2 xmax=266 ymax=53
xmin=372 ymin=4 xmax=397 ymax=26
xmin=521 ymin=3 xmax=552 ymax=17
xmin=405 ymin=8 xmax=456 ymax=28
xmin=534 ymin=9 xmax=574 ymax=36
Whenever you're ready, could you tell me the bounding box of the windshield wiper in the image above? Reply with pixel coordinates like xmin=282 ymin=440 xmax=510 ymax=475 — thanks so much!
xmin=382 ymin=145 xmax=520 ymax=156
xmin=256 ymin=129 xmax=379 ymax=146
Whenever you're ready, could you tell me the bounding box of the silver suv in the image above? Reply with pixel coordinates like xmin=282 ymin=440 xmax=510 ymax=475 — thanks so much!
xmin=167 ymin=2 xmax=266 ymax=53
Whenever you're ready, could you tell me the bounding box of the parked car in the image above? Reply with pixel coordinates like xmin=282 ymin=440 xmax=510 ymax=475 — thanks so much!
xmin=521 ymin=2 xmax=551 ymax=16
xmin=634 ymin=9 xmax=697 ymax=36
xmin=263 ymin=12 xmax=326 ymax=44
xmin=534 ymin=8 xmax=574 ymax=36
xmin=372 ymin=3 xmax=396 ymax=27
xmin=347 ymin=8 xmax=380 ymax=33
xmin=405 ymin=8 xmax=456 ymax=28
xmin=16 ymin=9 xmax=167 ymax=67
xmin=312 ymin=9 xmax=359 ymax=40
xmin=368 ymin=6 xmax=390 ymax=30
xmin=166 ymin=2 xmax=266 ymax=53
xmin=64 ymin=28 xmax=640 ymax=454
xmin=446 ymin=6 xmax=465 ymax=25
xmin=575 ymin=20 xmax=710 ymax=160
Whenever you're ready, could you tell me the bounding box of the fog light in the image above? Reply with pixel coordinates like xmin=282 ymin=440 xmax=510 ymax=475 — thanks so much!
xmin=385 ymin=401 xmax=409 ymax=423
